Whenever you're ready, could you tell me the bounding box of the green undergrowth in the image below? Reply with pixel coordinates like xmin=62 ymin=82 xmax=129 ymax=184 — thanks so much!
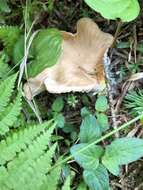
xmin=0 ymin=0 xmax=143 ymax=190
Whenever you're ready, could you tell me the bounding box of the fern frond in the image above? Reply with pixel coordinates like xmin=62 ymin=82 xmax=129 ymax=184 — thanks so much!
xmin=0 ymin=74 xmax=17 ymax=112
xmin=6 ymin=144 xmax=57 ymax=190
xmin=0 ymin=166 xmax=9 ymax=190
xmin=0 ymin=72 xmax=62 ymax=189
xmin=0 ymin=26 xmax=21 ymax=56
xmin=124 ymin=90 xmax=143 ymax=115
xmin=0 ymin=120 xmax=54 ymax=165
xmin=22 ymin=143 xmax=58 ymax=190
xmin=40 ymin=166 xmax=61 ymax=190
xmin=0 ymin=123 xmax=59 ymax=190
xmin=6 ymin=123 xmax=55 ymax=172
xmin=0 ymin=92 xmax=22 ymax=135
xmin=0 ymin=54 xmax=11 ymax=79
xmin=62 ymin=176 xmax=71 ymax=190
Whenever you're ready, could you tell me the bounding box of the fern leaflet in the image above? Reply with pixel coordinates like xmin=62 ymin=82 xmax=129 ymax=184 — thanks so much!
xmin=0 ymin=122 xmax=61 ymax=190
xmin=0 ymin=120 xmax=54 ymax=165
xmin=62 ymin=176 xmax=71 ymax=190
xmin=40 ymin=166 xmax=61 ymax=190
xmin=0 ymin=54 xmax=11 ymax=79
xmin=0 ymin=74 xmax=17 ymax=112
xmin=0 ymin=26 xmax=21 ymax=56
xmin=0 ymin=92 xmax=22 ymax=135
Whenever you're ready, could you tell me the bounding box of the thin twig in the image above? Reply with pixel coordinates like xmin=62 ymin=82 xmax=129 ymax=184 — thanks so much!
xmin=111 ymin=20 xmax=123 ymax=49
xmin=115 ymin=81 xmax=132 ymax=113
xmin=133 ymin=24 xmax=137 ymax=63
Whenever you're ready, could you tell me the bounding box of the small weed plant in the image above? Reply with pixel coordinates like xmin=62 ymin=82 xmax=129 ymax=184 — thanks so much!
xmin=70 ymin=96 xmax=143 ymax=190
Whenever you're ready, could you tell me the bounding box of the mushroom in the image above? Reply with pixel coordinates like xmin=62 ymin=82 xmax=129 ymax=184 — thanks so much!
xmin=24 ymin=17 xmax=113 ymax=100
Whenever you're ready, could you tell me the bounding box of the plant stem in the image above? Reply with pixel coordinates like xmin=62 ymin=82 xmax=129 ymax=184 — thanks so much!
xmin=111 ymin=20 xmax=123 ymax=48
xmin=51 ymin=113 xmax=143 ymax=170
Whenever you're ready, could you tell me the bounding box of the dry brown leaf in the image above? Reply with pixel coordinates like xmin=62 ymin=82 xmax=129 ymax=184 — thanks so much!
xmin=24 ymin=17 xmax=113 ymax=100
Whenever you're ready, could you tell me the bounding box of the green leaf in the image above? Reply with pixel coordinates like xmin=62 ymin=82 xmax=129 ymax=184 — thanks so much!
xmin=62 ymin=164 xmax=71 ymax=179
xmin=52 ymin=97 xmax=64 ymax=112
xmin=83 ymin=164 xmax=109 ymax=190
xmin=70 ymin=143 xmax=104 ymax=170
xmin=79 ymin=115 xmax=101 ymax=143
xmin=54 ymin=113 xmax=65 ymax=128
xmin=0 ymin=92 xmax=22 ymax=135
xmin=81 ymin=107 xmax=91 ymax=118
xmin=0 ymin=123 xmax=57 ymax=190
xmin=96 ymin=113 xmax=109 ymax=132
xmin=62 ymin=176 xmax=71 ymax=190
xmin=95 ymin=96 xmax=109 ymax=112
xmin=124 ymin=90 xmax=143 ymax=116
xmin=84 ymin=0 xmax=140 ymax=22
xmin=102 ymin=137 xmax=143 ymax=176
xmin=27 ymin=28 xmax=62 ymax=77
xmin=0 ymin=26 xmax=21 ymax=56
xmin=117 ymin=42 xmax=130 ymax=49
xmin=0 ymin=74 xmax=17 ymax=112
xmin=41 ymin=166 xmax=61 ymax=190
xmin=76 ymin=182 xmax=87 ymax=190
xmin=13 ymin=35 xmax=24 ymax=65
xmin=47 ymin=0 xmax=54 ymax=13
xmin=0 ymin=54 xmax=11 ymax=79
xmin=0 ymin=0 xmax=10 ymax=13
xmin=0 ymin=121 xmax=54 ymax=165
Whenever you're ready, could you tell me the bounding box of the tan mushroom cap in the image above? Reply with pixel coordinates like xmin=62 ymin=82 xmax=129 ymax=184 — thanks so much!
xmin=24 ymin=17 xmax=113 ymax=100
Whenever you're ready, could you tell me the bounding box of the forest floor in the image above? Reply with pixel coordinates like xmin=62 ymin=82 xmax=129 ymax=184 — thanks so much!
xmin=1 ymin=0 xmax=143 ymax=189
xmin=45 ymin=2 xmax=143 ymax=189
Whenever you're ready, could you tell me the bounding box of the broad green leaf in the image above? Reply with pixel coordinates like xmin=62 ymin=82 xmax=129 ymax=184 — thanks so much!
xmin=120 ymin=0 xmax=140 ymax=22
xmin=54 ymin=113 xmax=65 ymax=128
xmin=76 ymin=182 xmax=87 ymax=190
xmin=70 ymin=131 xmax=78 ymax=142
xmin=96 ymin=113 xmax=109 ymax=132
xmin=70 ymin=143 xmax=104 ymax=170
xmin=95 ymin=96 xmax=109 ymax=112
xmin=13 ymin=35 xmax=24 ymax=65
xmin=62 ymin=123 xmax=75 ymax=133
xmin=27 ymin=28 xmax=62 ymax=77
xmin=52 ymin=97 xmax=64 ymax=112
xmin=62 ymin=176 xmax=71 ymax=190
xmin=0 ymin=0 xmax=10 ymax=13
xmin=79 ymin=115 xmax=101 ymax=143
xmin=83 ymin=164 xmax=109 ymax=190
xmin=82 ymin=95 xmax=90 ymax=106
xmin=62 ymin=165 xmax=71 ymax=179
xmin=102 ymin=137 xmax=143 ymax=176
xmin=81 ymin=107 xmax=91 ymax=118
xmin=84 ymin=0 xmax=140 ymax=22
